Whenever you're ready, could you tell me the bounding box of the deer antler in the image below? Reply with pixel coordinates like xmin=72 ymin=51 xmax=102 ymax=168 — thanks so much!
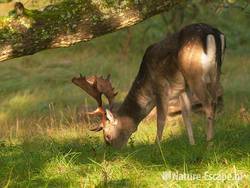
xmin=72 ymin=74 xmax=118 ymax=131
xmin=94 ymin=74 xmax=118 ymax=110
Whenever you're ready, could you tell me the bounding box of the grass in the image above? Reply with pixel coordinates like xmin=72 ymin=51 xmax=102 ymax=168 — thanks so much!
xmin=0 ymin=7 xmax=250 ymax=187
xmin=0 ymin=112 xmax=249 ymax=187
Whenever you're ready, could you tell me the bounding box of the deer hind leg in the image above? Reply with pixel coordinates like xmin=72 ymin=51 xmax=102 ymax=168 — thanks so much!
xmin=189 ymin=79 xmax=216 ymax=142
xmin=203 ymin=34 xmax=218 ymax=142
xmin=179 ymin=92 xmax=195 ymax=145
xmin=205 ymin=79 xmax=218 ymax=142
xmin=207 ymin=81 xmax=218 ymax=115
xmin=155 ymin=87 xmax=169 ymax=143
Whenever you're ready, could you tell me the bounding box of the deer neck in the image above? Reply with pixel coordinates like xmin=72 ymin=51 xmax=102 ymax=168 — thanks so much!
xmin=117 ymin=73 xmax=155 ymax=129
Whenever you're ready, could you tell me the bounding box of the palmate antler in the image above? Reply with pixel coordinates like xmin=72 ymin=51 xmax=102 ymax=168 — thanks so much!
xmin=72 ymin=74 xmax=118 ymax=131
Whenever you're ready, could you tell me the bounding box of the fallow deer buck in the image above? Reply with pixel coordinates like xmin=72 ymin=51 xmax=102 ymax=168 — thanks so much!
xmin=72 ymin=23 xmax=226 ymax=149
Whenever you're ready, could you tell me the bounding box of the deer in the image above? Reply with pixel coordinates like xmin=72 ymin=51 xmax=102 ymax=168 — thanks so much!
xmin=72 ymin=23 xmax=226 ymax=149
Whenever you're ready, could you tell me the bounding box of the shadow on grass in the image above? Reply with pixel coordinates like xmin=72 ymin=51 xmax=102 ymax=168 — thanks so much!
xmin=96 ymin=179 xmax=131 ymax=188
xmin=0 ymin=114 xmax=250 ymax=187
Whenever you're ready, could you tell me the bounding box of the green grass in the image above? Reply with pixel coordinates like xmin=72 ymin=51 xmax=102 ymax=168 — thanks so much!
xmin=0 ymin=111 xmax=250 ymax=187
xmin=0 ymin=7 xmax=250 ymax=187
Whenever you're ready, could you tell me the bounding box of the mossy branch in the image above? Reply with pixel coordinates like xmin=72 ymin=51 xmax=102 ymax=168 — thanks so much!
xmin=0 ymin=0 xmax=182 ymax=62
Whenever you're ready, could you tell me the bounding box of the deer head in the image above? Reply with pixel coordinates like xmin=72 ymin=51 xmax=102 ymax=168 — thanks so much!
xmin=72 ymin=74 xmax=133 ymax=148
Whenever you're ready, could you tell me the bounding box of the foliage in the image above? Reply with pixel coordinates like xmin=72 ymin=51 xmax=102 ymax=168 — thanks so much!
xmin=0 ymin=0 xmax=12 ymax=3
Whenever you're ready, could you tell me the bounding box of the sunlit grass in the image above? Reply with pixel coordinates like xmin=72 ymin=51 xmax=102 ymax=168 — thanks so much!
xmin=0 ymin=111 xmax=249 ymax=187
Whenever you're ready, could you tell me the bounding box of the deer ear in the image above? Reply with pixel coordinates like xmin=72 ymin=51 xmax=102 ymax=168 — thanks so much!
xmin=106 ymin=109 xmax=115 ymax=122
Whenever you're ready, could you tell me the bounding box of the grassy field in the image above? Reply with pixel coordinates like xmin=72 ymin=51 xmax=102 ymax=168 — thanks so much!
xmin=0 ymin=3 xmax=250 ymax=187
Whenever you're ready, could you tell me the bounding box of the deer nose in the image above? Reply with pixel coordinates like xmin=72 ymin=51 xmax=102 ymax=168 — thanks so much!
xmin=105 ymin=134 xmax=112 ymax=145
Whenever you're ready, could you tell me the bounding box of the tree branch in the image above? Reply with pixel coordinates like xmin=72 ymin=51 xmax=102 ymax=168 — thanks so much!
xmin=0 ymin=0 xmax=181 ymax=62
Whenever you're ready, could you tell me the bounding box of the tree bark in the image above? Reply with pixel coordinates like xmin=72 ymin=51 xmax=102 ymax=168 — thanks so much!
xmin=0 ymin=0 xmax=182 ymax=62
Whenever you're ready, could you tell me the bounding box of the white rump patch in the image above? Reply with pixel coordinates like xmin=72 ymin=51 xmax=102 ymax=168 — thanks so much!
xmin=200 ymin=34 xmax=216 ymax=83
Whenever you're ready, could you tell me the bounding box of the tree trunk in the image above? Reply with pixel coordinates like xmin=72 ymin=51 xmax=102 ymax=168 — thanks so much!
xmin=0 ymin=0 xmax=182 ymax=62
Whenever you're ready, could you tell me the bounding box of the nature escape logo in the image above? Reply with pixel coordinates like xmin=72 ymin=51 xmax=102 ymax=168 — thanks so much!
xmin=162 ymin=171 xmax=248 ymax=181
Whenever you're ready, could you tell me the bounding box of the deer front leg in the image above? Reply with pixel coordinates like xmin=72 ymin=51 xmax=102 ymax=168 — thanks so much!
xmin=155 ymin=89 xmax=169 ymax=143
xmin=179 ymin=92 xmax=195 ymax=145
